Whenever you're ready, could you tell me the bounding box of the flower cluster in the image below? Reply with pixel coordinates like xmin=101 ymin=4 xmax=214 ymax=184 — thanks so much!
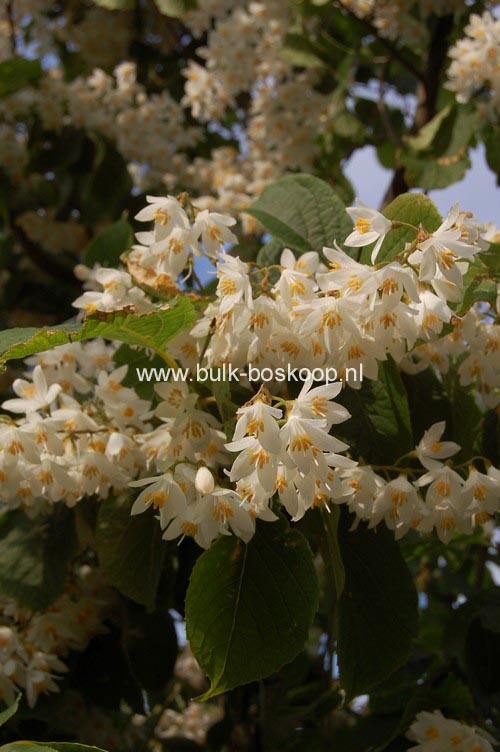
xmin=337 ymin=0 xmax=467 ymax=43
xmin=402 ymin=305 xmax=500 ymax=411
xmin=179 ymin=1 xmax=332 ymax=215
xmin=407 ymin=710 xmax=496 ymax=751
xmin=1 ymin=193 xmax=498 ymax=553
xmin=447 ymin=11 xmax=500 ymax=121
xmin=0 ymin=344 xmax=150 ymax=513
xmin=72 ymin=195 xmax=238 ymax=315
xmin=332 ymin=421 xmax=500 ymax=542
xmin=0 ymin=62 xmax=200 ymax=192
xmin=226 ymin=381 xmax=353 ymax=521
xmin=0 ymin=567 xmax=113 ymax=707
xmin=156 ymin=702 xmax=224 ymax=747
xmin=191 ymin=201 xmax=489 ymax=384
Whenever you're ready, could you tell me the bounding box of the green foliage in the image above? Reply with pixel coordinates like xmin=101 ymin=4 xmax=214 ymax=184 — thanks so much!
xmin=484 ymin=124 xmax=500 ymax=186
xmin=0 ymin=298 xmax=196 ymax=366
xmin=92 ymin=0 xmax=134 ymax=8
xmin=457 ymin=276 xmax=497 ymax=314
xmin=0 ymin=696 xmax=20 ymax=729
xmin=124 ymin=604 xmax=178 ymax=692
xmin=0 ymin=58 xmax=41 ymax=97
xmin=83 ymin=218 xmax=134 ymax=267
xmin=281 ymin=33 xmax=327 ymax=68
xmin=402 ymin=105 xmax=478 ymax=190
xmin=247 ymin=174 xmax=352 ymax=256
xmin=96 ymin=496 xmax=166 ymax=611
xmin=186 ymin=518 xmax=319 ymax=699
xmin=0 ymin=508 xmax=77 ymax=611
xmin=339 ymin=358 xmax=413 ymax=464
xmin=0 ymin=744 xmax=108 ymax=751
xmin=153 ymin=0 xmax=197 ymax=16
xmin=80 ymin=142 xmax=133 ymax=225
xmin=337 ymin=511 xmax=419 ymax=699
xmin=256 ymin=237 xmax=284 ymax=269
xmin=405 ymin=106 xmax=452 ymax=151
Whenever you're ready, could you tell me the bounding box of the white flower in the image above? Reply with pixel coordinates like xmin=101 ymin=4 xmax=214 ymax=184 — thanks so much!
xmin=416 ymin=421 xmax=460 ymax=471
xmin=461 ymin=468 xmax=500 ymax=522
xmin=193 ymin=209 xmax=237 ymax=257
xmin=216 ymin=253 xmax=253 ymax=314
xmin=344 ymin=200 xmax=392 ymax=263
xmin=407 ymin=710 xmax=495 ymax=751
xmin=226 ymin=435 xmax=280 ymax=493
xmin=292 ymin=378 xmax=350 ymax=427
xmin=275 ymin=249 xmax=317 ymax=305
xmin=2 ymin=365 xmax=62 ymax=414
xmin=229 ymin=401 xmax=283 ymax=454
xmin=135 ymin=195 xmax=190 ymax=241
xmin=371 ymin=474 xmax=427 ymax=537
xmin=280 ymin=415 xmax=350 ymax=475
xmin=129 ymin=474 xmax=187 ymax=528
xmin=411 ymin=205 xmax=484 ymax=294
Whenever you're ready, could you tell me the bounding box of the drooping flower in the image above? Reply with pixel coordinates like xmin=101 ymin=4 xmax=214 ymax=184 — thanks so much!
xmin=344 ymin=200 xmax=392 ymax=263
xmin=2 ymin=366 xmax=62 ymax=415
xmin=415 ymin=421 xmax=460 ymax=471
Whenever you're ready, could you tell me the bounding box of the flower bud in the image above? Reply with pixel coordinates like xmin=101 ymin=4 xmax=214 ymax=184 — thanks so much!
xmin=195 ymin=466 xmax=215 ymax=495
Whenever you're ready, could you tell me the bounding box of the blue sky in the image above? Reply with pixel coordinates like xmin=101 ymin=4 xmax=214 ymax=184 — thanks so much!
xmin=346 ymin=145 xmax=500 ymax=224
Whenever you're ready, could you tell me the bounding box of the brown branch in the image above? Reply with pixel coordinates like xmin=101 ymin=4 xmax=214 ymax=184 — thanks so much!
xmin=381 ymin=13 xmax=455 ymax=206
xmin=6 ymin=0 xmax=17 ymax=56
xmin=334 ymin=0 xmax=424 ymax=82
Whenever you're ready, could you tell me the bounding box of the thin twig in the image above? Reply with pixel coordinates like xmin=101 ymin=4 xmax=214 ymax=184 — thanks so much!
xmin=377 ymin=62 xmax=404 ymax=148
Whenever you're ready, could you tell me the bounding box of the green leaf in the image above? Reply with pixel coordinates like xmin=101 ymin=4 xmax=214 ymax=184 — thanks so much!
xmin=484 ymin=125 xmax=500 ymax=186
xmin=186 ymin=518 xmax=319 ymax=699
xmin=281 ymin=33 xmax=326 ymax=68
xmin=153 ymin=0 xmax=196 ymax=16
xmin=481 ymin=242 xmax=500 ymax=275
xmin=0 ymin=694 xmax=21 ymax=727
xmin=256 ymin=237 xmax=284 ymax=268
xmin=0 ymin=744 xmax=108 ymax=751
xmin=0 ymin=508 xmax=77 ymax=611
xmin=93 ymin=0 xmax=134 ymax=7
xmin=0 ymin=58 xmax=41 ymax=97
xmin=360 ymin=192 xmax=442 ymax=265
xmin=456 ymin=276 xmax=496 ymax=315
xmin=124 ymin=604 xmax=178 ymax=691
xmin=0 ymin=297 xmax=196 ymax=366
xmin=80 ymin=141 xmax=133 ymax=224
xmin=338 ymin=358 xmax=413 ymax=464
xmin=337 ymin=511 xmax=418 ymax=699
xmin=321 ymin=507 xmax=345 ymax=599
xmin=406 ymin=106 xmax=452 ymax=151
xmin=0 ymin=745 xmax=56 ymax=752
xmin=96 ymin=496 xmax=166 ymax=610
xmin=402 ymin=105 xmax=477 ymax=190
xmin=246 ymin=174 xmax=352 ymax=255
xmin=402 ymin=152 xmax=470 ymax=190
xmin=83 ymin=218 xmax=134 ymax=267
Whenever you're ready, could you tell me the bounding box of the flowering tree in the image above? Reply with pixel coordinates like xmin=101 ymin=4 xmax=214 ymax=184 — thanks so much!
xmin=0 ymin=1 xmax=500 ymax=751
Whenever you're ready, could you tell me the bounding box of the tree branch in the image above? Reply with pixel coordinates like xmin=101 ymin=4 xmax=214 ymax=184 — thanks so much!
xmin=334 ymin=0 xmax=424 ymax=82
xmin=381 ymin=13 xmax=455 ymax=206
xmin=6 ymin=1 xmax=17 ymax=56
